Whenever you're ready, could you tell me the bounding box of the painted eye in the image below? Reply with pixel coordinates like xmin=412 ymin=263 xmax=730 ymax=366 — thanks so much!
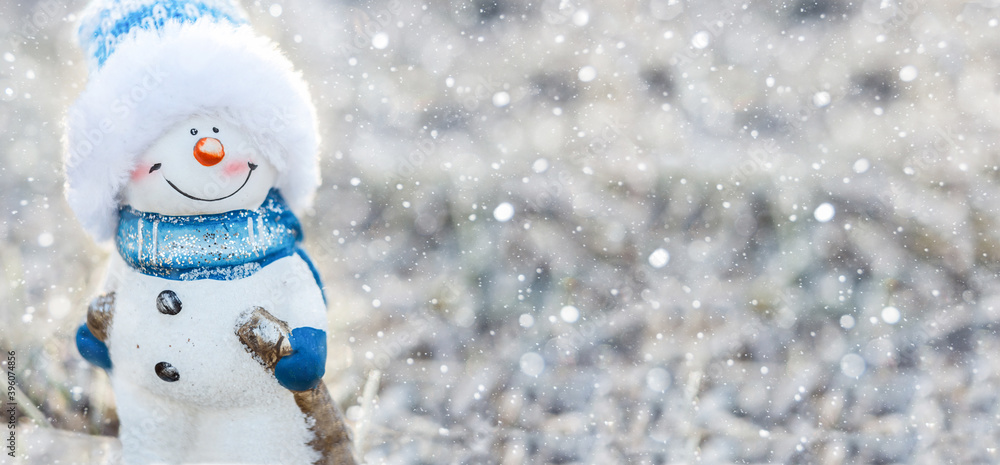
xmin=212 ymin=127 xmax=219 ymax=133
xmin=149 ymin=163 xmax=162 ymax=173
xmin=190 ymin=128 xmax=198 ymax=136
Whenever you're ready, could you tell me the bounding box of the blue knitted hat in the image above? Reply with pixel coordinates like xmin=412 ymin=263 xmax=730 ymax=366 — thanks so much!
xmin=65 ymin=0 xmax=320 ymax=242
xmin=77 ymin=0 xmax=248 ymax=72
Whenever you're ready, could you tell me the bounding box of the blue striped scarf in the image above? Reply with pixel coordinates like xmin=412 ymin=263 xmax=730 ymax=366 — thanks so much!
xmin=116 ymin=189 xmax=323 ymax=295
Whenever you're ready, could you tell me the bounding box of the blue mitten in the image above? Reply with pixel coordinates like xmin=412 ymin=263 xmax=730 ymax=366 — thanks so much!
xmin=274 ymin=327 xmax=326 ymax=391
xmin=76 ymin=323 xmax=112 ymax=370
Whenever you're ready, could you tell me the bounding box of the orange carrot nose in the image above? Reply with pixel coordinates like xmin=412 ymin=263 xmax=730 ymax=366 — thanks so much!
xmin=193 ymin=137 xmax=225 ymax=166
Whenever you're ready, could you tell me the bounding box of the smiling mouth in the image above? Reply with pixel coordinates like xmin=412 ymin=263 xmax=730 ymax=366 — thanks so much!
xmin=160 ymin=162 xmax=258 ymax=202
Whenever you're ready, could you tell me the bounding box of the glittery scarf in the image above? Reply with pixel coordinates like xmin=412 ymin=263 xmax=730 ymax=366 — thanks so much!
xmin=116 ymin=189 xmax=321 ymax=286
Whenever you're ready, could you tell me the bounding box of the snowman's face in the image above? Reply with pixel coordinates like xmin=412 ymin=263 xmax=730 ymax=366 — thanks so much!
xmin=123 ymin=116 xmax=278 ymax=216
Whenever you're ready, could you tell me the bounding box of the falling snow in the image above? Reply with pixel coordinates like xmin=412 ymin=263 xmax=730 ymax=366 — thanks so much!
xmin=813 ymin=202 xmax=836 ymax=223
xmin=3 ymin=1 xmax=997 ymax=464
xmin=492 ymin=202 xmax=514 ymax=222
xmin=648 ymin=247 xmax=670 ymax=268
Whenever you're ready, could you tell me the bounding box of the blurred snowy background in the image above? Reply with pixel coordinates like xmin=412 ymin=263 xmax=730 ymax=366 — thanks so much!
xmin=2 ymin=0 xmax=1000 ymax=463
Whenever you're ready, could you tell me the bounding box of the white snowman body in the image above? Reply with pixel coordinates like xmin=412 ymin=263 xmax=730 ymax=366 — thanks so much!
xmin=96 ymin=116 xmax=331 ymax=464
xmin=105 ymin=254 xmax=325 ymax=464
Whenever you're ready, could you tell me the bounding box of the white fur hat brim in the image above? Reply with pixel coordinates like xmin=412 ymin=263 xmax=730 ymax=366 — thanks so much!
xmin=64 ymin=19 xmax=319 ymax=242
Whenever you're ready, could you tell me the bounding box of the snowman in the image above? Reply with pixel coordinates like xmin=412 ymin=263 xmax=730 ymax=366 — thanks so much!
xmin=64 ymin=1 xmax=355 ymax=463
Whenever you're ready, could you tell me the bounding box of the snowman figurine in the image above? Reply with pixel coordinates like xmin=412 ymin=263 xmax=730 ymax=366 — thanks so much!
xmin=64 ymin=1 xmax=355 ymax=464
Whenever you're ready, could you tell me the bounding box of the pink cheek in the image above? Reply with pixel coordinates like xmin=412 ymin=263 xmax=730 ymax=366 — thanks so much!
xmin=222 ymin=160 xmax=248 ymax=177
xmin=130 ymin=165 xmax=152 ymax=182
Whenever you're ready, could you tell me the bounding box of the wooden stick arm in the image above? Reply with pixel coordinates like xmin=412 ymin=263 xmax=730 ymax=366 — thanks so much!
xmin=86 ymin=292 xmax=116 ymax=343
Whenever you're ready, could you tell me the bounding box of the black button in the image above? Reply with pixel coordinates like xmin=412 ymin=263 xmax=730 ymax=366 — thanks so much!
xmin=156 ymin=290 xmax=182 ymax=315
xmin=155 ymin=362 xmax=179 ymax=382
